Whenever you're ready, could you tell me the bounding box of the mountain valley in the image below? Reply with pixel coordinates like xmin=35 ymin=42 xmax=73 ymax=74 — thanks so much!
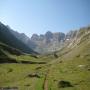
xmin=0 ymin=22 xmax=90 ymax=90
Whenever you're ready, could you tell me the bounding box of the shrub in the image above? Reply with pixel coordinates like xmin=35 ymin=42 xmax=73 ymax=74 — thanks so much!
xmin=58 ymin=80 xmax=73 ymax=88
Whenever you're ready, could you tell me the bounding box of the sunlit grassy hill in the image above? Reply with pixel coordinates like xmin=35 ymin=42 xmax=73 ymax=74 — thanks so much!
xmin=0 ymin=25 xmax=90 ymax=90
xmin=46 ymin=27 xmax=90 ymax=90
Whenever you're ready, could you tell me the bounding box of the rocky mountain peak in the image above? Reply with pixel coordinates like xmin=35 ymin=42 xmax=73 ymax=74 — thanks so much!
xmin=31 ymin=34 xmax=39 ymax=41
xmin=45 ymin=31 xmax=53 ymax=39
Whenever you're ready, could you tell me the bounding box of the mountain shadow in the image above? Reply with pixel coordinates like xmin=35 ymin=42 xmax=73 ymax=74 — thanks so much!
xmin=0 ymin=22 xmax=37 ymax=54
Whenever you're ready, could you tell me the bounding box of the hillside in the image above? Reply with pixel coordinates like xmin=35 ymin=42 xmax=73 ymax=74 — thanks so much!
xmin=44 ymin=26 xmax=90 ymax=90
xmin=0 ymin=22 xmax=37 ymax=54
xmin=0 ymin=42 xmax=23 ymax=63
xmin=0 ymin=26 xmax=90 ymax=90
xmin=9 ymin=29 xmax=37 ymax=50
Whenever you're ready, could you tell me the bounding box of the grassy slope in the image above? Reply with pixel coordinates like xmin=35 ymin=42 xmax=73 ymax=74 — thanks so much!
xmin=0 ymin=28 xmax=90 ymax=90
xmin=46 ymin=31 xmax=90 ymax=90
xmin=0 ymin=42 xmax=54 ymax=90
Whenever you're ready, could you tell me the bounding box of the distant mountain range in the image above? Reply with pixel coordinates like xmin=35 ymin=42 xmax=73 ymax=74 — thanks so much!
xmin=0 ymin=22 xmax=90 ymax=89
xmin=8 ymin=27 xmax=78 ymax=54
xmin=0 ymin=22 xmax=90 ymax=54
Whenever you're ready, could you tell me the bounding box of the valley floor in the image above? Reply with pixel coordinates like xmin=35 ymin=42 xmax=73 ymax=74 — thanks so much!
xmin=0 ymin=50 xmax=90 ymax=90
xmin=0 ymin=30 xmax=90 ymax=90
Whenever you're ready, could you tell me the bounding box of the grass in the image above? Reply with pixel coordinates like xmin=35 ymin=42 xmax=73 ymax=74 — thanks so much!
xmin=0 ymin=44 xmax=90 ymax=90
xmin=46 ymin=36 xmax=90 ymax=90
xmin=0 ymin=29 xmax=90 ymax=90
xmin=47 ymin=57 xmax=90 ymax=90
xmin=0 ymin=63 xmax=45 ymax=90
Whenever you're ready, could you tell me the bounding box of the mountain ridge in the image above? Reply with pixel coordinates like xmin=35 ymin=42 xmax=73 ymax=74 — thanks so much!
xmin=0 ymin=22 xmax=37 ymax=54
xmin=1 ymin=22 xmax=90 ymax=54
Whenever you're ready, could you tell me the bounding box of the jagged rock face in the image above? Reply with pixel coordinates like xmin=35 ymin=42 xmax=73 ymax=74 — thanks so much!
xmin=31 ymin=32 xmax=65 ymax=53
xmin=45 ymin=31 xmax=53 ymax=43
xmin=31 ymin=34 xmax=39 ymax=41
xmin=1 ymin=21 xmax=89 ymax=54
xmin=53 ymin=32 xmax=65 ymax=42
xmin=65 ymin=30 xmax=77 ymax=40
xmin=31 ymin=32 xmax=65 ymax=43
xmin=9 ymin=28 xmax=83 ymax=54
xmin=8 ymin=24 xmax=90 ymax=54
xmin=45 ymin=31 xmax=53 ymax=39
xmin=39 ymin=34 xmax=45 ymax=41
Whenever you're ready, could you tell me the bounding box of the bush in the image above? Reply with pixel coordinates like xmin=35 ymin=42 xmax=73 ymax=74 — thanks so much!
xmin=58 ymin=80 xmax=73 ymax=88
xmin=27 ymin=73 xmax=40 ymax=78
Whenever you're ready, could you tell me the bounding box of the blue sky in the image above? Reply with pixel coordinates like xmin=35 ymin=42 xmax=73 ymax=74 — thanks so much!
xmin=0 ymin=0 xmax=90 ymax=37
